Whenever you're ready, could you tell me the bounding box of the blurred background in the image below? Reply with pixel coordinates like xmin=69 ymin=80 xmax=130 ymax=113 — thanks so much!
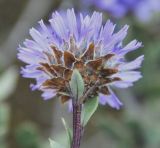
xmin=0 ymin=0 xmax=160 ymax=148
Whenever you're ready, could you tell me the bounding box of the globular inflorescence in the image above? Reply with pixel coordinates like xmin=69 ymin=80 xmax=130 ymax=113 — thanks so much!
xmin=18 ymin=9 xmax=144 ymax=110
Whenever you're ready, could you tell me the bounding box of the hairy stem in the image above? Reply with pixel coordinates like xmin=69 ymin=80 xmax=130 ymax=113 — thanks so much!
xmin=71 ymin=102 xmax=82 ymax=148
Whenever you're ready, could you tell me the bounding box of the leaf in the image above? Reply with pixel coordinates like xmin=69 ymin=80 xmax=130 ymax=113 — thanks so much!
xmin=49 ymin=139 xmax=65 ymax=148
xmin=81 ymin=96 xmax=99 ymax=126
xmin=0 ymin=66 xmax=18 ymax=101
xmin=61 ymin=118 xmax=72 ymax=148
xmin=70 ymin=69 xmax=84 ymax=100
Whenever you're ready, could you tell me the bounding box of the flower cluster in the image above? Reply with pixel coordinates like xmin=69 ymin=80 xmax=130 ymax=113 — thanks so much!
xmin=90 ymin=0 xmax=160 ymax=22
xmin=18 ymin=9 xmax=143 ymax=109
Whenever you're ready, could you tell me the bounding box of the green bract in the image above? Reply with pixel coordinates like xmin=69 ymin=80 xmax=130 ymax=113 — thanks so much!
xmin=70 ymin=69 xmax=84 ymax=100
xmin=81 ymin=96 xmax=99 ymax=126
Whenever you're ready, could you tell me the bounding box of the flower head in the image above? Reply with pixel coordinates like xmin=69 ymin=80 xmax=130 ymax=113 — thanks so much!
xmin=90 ymin=0 xmax=160 ymax=22
xmin=18 ymin=9 xmax=143 ymax=110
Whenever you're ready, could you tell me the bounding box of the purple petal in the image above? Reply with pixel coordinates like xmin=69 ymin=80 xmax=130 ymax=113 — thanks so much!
xmin=68 ymin=99 xmax=73 ymax=112
xmin=111 ymin=81 xmax=133 ymax=88
xmin=67 ymin=9 xmax=78 ymax=40
xmin=99 ymin=20 xmax=116 ymax=43
xmin=41 ymin=89 xmax=57 ymax=100
xmin=112 ymin=71 xmax=142 ymax=83
xmin=118 ymin=55 xmax=144 ymax=71
xmin=99 ymin=88 xmax=123 ymax=109
xmin=29 ymin=28 xmax=49 ymax=49
xmin=119 ymin=40 xmax=142 ymax=55
xmin=102 ymin=25 xmax=129 ymax=55
xmin=50 ymin=11 xmax=69 ymax=40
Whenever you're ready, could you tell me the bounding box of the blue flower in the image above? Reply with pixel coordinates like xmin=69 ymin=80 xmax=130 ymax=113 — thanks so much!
xmin=18 ymin=9 xmax=143 ymax=110
xmin=91 ymin=0 xmax=160 ymax=22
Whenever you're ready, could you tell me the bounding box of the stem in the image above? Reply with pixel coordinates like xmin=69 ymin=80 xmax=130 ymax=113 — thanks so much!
xmin=71 ymin=102 xmax=82 ymax=148
xmin=80 ymin=80 xmax=99 ymax=104
xmin=71 ymin=81 xmax=99 ymax=148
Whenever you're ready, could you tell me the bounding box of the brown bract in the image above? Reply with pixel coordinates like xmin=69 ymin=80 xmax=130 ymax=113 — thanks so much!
xmin=37 ymin=42 xmax=121 ymax=104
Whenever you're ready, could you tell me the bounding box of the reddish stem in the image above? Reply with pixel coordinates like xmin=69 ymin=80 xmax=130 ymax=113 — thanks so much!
xmin=71 ymin=102 xmax=82 ymax=148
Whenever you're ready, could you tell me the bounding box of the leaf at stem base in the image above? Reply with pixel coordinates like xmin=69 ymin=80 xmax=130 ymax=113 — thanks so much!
xmin=61 ymin=118 xmax=72 ymax=148
xmin=49 ymin=139 xmax=65 ymax=148
xmin=81 ymin=96 xmax=99 ymax=127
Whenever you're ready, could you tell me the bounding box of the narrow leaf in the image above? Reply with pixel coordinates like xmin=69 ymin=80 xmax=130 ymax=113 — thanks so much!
xmin=61 ymin=118 xmax=72 ymax=147
xmin=70 ymin=69 xmax=84 ymax=99
xmin=49 ymin=139 xmax=65 ymax=148
xmin=81 ymin=96 xmax=99 ymax=126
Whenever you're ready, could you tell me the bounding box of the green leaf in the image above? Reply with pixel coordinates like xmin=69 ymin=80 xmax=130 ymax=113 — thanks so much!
xmin=70 ymin=69 xmax=84 ymax=100
xmin=0 ymin=66 xmax=18 ymax=101
xmin=49 ymin=139 xmax=65 ymax=148
xmin=61 ymin=118 xmax=72 ymax=147
xmin=81 ymin=96 xmax=99 ymax=126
